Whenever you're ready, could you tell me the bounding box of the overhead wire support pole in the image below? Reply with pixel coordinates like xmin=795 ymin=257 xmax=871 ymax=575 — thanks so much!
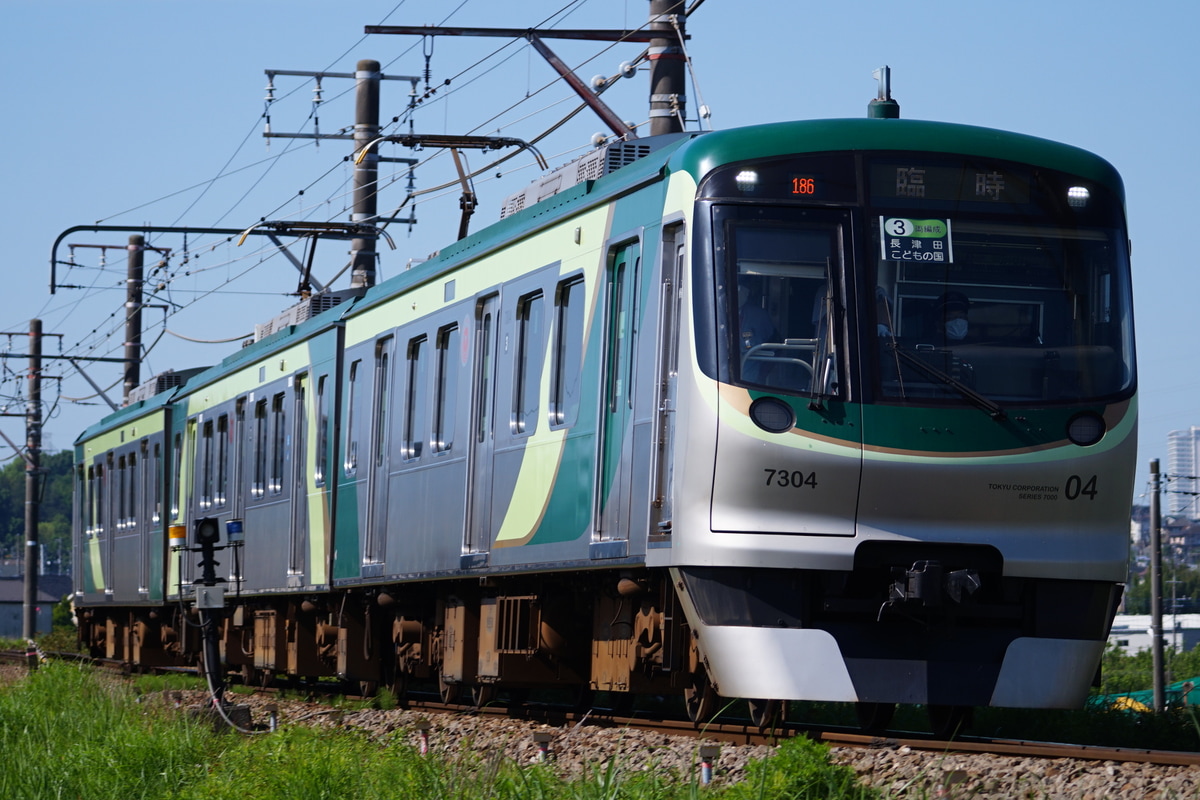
xmin=525 ymin=33 xmax=636 ymax=140
xmin=352 ymin=59 xmax=381 ymax=288
xmin=648 ymin=0 xmax=688 ymax=136
xmin=22 ymin=319 xmax=42 ymax=643
xmin=124 ymin=235 xmax=144 ymax=404
xmin=262 ymin=64 xmax=417 ymax=289
xmin=1150 ymin=459 xmax=1166 ymax=712
xmin=363 ymin=26 xmax=670 ymax=43
xmin=50 ymin=222 xmax=387 ymax=294
xmin=362 ymin=24 xmax=693 ymax=139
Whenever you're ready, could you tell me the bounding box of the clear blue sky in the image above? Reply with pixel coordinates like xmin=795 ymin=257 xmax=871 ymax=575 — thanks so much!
xmin=3 ymin=0 xmax=1194 ymax=503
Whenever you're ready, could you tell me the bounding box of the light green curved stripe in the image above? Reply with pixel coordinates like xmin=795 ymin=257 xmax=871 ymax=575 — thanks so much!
xmin=494 ymin=212 xmax=609 ymax=545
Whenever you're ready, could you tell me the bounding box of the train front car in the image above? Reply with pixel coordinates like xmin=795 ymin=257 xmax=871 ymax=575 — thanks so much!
xmin=666 ymin=119 xmax=1135 ymax=724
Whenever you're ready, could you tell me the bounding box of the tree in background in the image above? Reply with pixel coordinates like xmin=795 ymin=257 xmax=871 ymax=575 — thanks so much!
xmin=1125 ymin=563 xmax=1200 ymax=614
xmin=0 ymin=450 xmax=73 ymax=574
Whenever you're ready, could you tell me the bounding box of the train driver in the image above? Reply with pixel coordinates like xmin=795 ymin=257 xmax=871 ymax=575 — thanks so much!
xmin=936 ymin=291 xmax=973 ymax=343
xmin=737 ymin=277 xmax=777 ymax=382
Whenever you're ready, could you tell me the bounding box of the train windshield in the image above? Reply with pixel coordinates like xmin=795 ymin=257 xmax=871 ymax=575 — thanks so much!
xmin=715 ymin=206 xmax=848 ymax=397
xmin=868 ymin=158 xmax=1135 ymax=407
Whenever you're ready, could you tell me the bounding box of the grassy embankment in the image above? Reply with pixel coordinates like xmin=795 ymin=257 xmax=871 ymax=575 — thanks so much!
xmin=0 ymin=661 xmax=878 ymax=800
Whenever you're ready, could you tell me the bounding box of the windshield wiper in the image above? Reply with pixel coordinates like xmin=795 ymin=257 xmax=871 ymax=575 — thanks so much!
xmin=887 ymin=343 xmax=1007 ymax=421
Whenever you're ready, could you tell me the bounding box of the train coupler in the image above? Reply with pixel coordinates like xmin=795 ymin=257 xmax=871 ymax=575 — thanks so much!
xmin=885 ymin=560 xmax=981 ymax=611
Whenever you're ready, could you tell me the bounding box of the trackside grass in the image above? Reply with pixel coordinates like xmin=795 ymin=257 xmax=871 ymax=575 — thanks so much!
xmin=0 ymin=662 xmax=878 ymax=800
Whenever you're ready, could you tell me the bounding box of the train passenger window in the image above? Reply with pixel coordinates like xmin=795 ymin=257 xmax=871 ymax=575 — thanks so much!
xmin=476 ymin=304 xmax=495 ymax=444
xmin=514 ymin=292 xmax=544 ymax=435
xmin=86 ymin=465 xmax=95 ymax=533
xmin=253 ymin=399 xmax=268 ymax=497
xmin=315 ymin=375 xmax=329 ymax=485
xmin=117 ymin=456 xmax=127 ymax=529
xmin=200 ymin=420 xmax=214 ymax=509
xmin=345 ymin=360 xmax=361 ymax=476
xmin=127 ymin=453 xmax=137 ymax=530
xmin=170 ymin=433 xmax=182 ymax=521
xmin=404 ymin=337 xmax=427 ymax=460
xmin=152 ymin=443 xmax=162 ymax=525
xmin=434 ymin=324 xmax=460 ymax=452
xmin=216 ymin=415 xmax=228 ymax=507
xmin=95 ymin=463 xmax=105 ymax=535
xmin=270 ymin=392 xmax=286 ymax=494
xmin=550 ymin=276 xmax=585 ymax=428
xmin=373 ymin=339 xmax=392 ymax=468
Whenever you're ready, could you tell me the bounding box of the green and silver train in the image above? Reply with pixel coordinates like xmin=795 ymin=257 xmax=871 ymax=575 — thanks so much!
xmin=74 ymin=115 xmax=1135 ymax=731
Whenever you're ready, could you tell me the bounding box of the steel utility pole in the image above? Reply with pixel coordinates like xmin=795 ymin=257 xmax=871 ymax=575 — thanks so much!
xmin=648 ymin=0 xmax=688 ymax=136
xmin=1150 ymin=459 xmax=1166 ymax=711
xmin=22 ymin=319 xmax=42 ymax=642
xmin=263 ymin=64 xmax=418 ymax=290
xmin=351 ymin=60 xmax=381 ymax=289
xmin=124 ymin=235 xmax=144 ymax=402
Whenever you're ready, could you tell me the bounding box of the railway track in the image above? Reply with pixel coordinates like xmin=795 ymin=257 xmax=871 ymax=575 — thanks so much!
xmin=5 ymin=648 xmax=1197 ymax=770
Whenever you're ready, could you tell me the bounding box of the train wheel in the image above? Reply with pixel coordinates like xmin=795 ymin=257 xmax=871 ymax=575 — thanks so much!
xmin=747 ymin=698 xmax=781 ymax=729
xmin=470 ymin=684 xmax=496 ymax=707
xmin=927 ymin=704 xmax=972 ymax=739
xmin=388 ymin=670 xmax=410 ymax=706
xmin=684 ymin=667 xmax=718 ymax=724
xmin=241 ymin=664 xmax=260 ymax=687
xmin=438 ymin=673 xmax=460 ymax=704
xmin=855 ymin=702 xmax=896 ymax=735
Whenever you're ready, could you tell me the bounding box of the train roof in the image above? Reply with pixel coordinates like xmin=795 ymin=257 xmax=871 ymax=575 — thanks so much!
xmin=75 ymin=382 xmax=176 ymax=446
xmin=74 ymin=288 xmax=362 ymax=446
xmin=669 ymin=118 xmax=1124 ymax=196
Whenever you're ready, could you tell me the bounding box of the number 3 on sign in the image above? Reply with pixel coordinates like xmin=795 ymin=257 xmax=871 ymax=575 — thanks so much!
xmin=884 ymin=218 xmax=913 ymax=237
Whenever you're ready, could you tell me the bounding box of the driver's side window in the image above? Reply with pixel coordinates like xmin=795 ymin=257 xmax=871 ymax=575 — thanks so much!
xmin=732 ymin=226 xmax=837 ymax=393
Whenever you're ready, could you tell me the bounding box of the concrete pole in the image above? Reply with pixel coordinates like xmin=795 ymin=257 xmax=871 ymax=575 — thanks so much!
xmin=21 ymin=318 xmax=42 ymax=641
xmin=648 ymin=0 xmax=687 ymax=136
xmin=350 ymin=59 xmax=381 ymax=289
xmin=124 ymin=234 xmax=144 ymax=403
xmin=1150 ymin=459 xmax=1166 ymax=711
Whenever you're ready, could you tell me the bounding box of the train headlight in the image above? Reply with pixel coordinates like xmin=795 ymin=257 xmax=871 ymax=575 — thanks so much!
xmin=735 ymin=170 xmax=759 ymax=193
xmin=1067 ymin=412 xmax=1105 ymax=446
xmin=749 ymin=396 xmax=795 ymax=433
xmin=1067 ymin=186 xmax=1090 ymax=208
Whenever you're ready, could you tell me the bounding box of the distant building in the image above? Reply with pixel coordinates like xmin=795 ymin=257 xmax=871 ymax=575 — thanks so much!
xmin=0 ymin=575 xmax=70 ymax=639
xmin=1109 ymin=614 xmax=1200 ymax=653
xmin=1167 ymin=427 xmax=1200 ymax=519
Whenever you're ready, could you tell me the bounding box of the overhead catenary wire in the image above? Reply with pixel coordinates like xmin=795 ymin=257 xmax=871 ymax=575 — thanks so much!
xmin=48 ymin=0 xmax=685 ymax=410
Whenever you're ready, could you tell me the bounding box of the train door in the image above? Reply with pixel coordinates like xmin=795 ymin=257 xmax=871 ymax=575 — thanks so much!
xmin=466 ymin=293 xmax=500 ymax=558
xmin=288 ymin=373 xmax=309 ymax=584
xmin=709 ymin=208 xmax=860 ymax=536
xmin=597 ymin=240 xmax=640 ymax=545
xmin=365 ymin=340 xmax=392 ymax=569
